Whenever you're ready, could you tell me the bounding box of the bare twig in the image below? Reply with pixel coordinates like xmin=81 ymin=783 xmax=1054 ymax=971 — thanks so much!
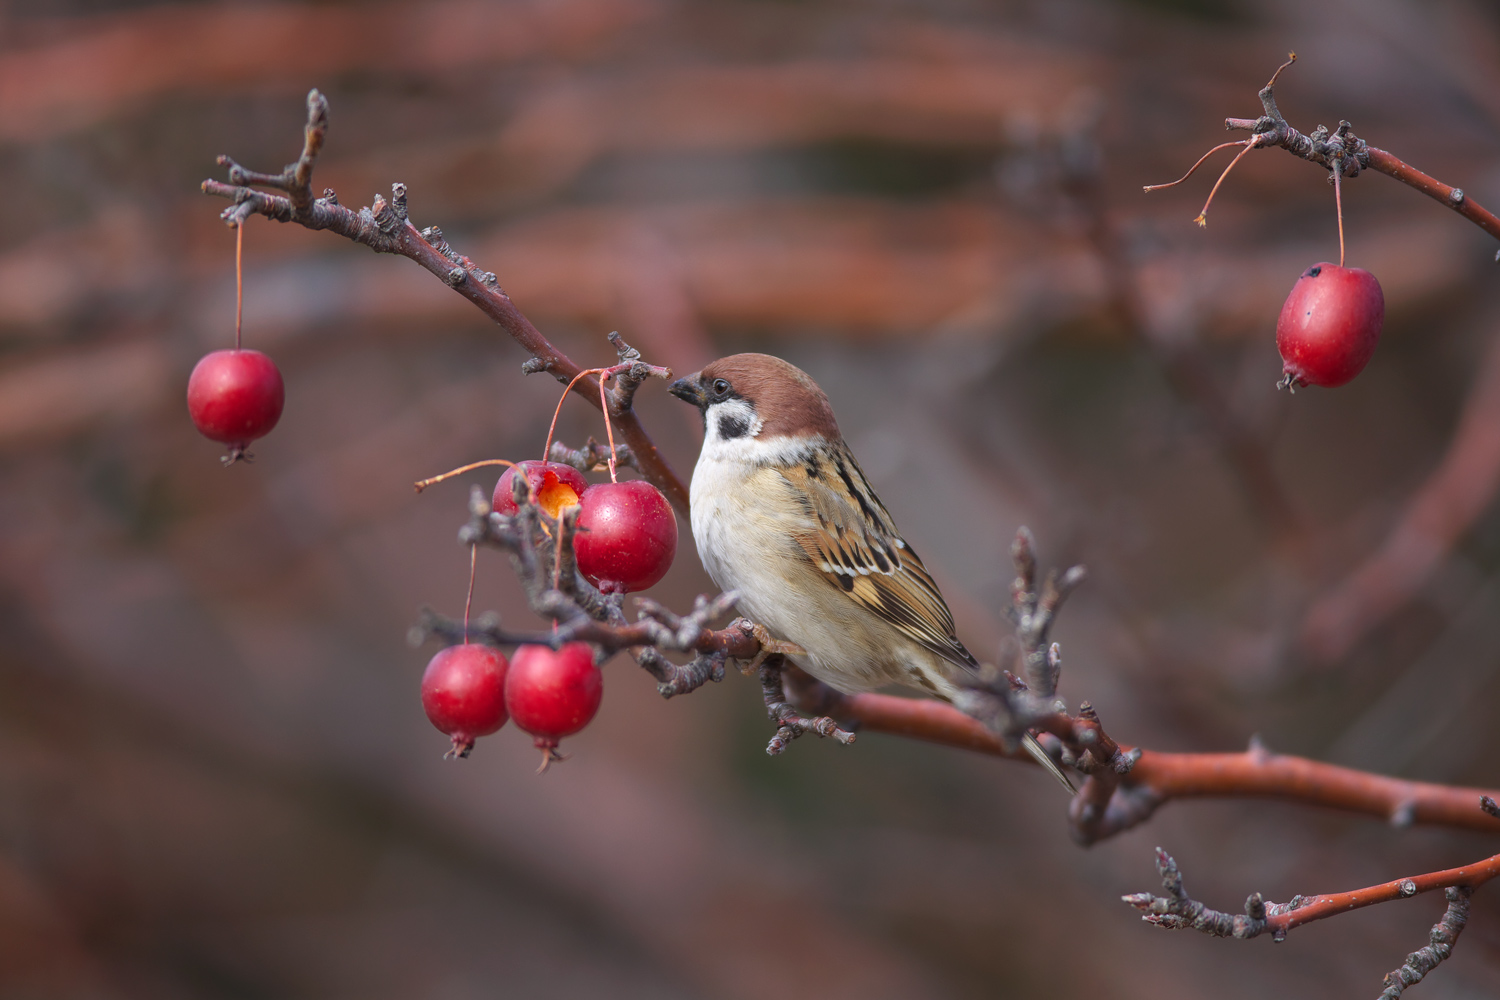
xmin=1124 ymin=845 xmax=1493 ymax=996
xmin=758 ymin=655 xmax=856 ymax=756
xmin=1007 ymin=527 xmax=1086 ymax=699
xmin=1380 ymin=888 xmax=1472 ymax=999
xmin=203 ymin=90 xmax=690 ymax=514
xmin=1126 ymin=844 xmax=1498 ymax=940
xmin=1156 ymin=52 xmax=1500 ymax=248
xmin=549 ymin=437 xmax=637 ymax=475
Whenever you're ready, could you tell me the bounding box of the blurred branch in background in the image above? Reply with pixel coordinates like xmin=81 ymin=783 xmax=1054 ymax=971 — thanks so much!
xmin=1048 ymin=123 xmax=1309 ymax=547
xmin=9 ymin=2 xmax=1500 ymax=997
xmin=1301 ymin=312 xmax=1500 ymax=661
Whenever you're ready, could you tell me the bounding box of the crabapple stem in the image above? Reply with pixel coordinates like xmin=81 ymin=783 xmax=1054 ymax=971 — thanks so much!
xmin=544 ymin=362 xmax=634 ymax=481
xmin=1194 ymin=140 xmax=1261 ymax=227
xmin=1142 ymin=141 xmax=1248 ymax=194
xmin=599 ymin=373 xmax=619 ymax=483
xmin=234 ymin=218 xmax=245 ymax=350
xmin=463 ymin=543 xmax=477 ymax=643
xmin=1334 ymin=157 xmax=1346 ymax=268
xmin=413 ymin=458 xmax=519 ymax=493
xmin=544 ymin=367 xmax=609 ymax=464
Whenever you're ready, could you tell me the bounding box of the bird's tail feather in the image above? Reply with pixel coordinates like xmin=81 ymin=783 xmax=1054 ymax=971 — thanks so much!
xmin=1022 ymin=732 xmax=1076 ymax=794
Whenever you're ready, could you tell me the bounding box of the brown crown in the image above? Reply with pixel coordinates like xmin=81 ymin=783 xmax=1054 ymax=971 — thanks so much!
xmin=699 ymin=353 xmax=840 ymax=440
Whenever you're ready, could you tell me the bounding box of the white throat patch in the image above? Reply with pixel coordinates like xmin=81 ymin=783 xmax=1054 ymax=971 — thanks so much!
xmin=701 ymin=398 xmax=762 ymax=451
xmin=699 ymin=418 xmax=824 ymax=470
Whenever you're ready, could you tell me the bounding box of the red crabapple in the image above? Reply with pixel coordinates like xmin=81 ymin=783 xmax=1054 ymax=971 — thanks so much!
xmin=421 ymin=644 xmax=508 ymax=758
xmin=1276 ymin=263 xmax=1384 ymax=389
xmin=492 ymin=461 xmax=589 ymax=518
xmin=504 ymin=643 xmax=602 ymax=763
xmin=574 ymin=480 xmax=677 ymax=593
xmin=187 ymin=349 xmax=285 ymax=459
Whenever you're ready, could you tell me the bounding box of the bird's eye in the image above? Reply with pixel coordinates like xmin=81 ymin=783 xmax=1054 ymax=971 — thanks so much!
xmin=711 ymin=378 xmax=731 ymax=396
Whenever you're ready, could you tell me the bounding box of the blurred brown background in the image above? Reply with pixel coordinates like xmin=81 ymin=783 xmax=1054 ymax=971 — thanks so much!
xmin=4 ymin=0 xmax=1500 ymax=996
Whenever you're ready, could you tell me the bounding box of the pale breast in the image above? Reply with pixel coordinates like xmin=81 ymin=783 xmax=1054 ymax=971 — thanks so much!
xmin=689 ymin=455 xmax=923 ymax=693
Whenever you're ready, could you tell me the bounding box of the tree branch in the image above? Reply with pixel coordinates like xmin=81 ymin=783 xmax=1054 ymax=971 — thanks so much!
xmin=784 ymin=691 xmax=1500 ymax=838
xmin=1362 ymin=149 xmax=1500 ymax=247
xmin=1123 ymin=845 xmax=1492 ymax=996
xmin=1196 ymin=53 xmax=1500 ymax=249
xmin=202 ymin=89 xmax=690 ymax=515
xmin=418 ymin=485 xmax=1500 ymax=843
xmin=1300 ymin=310 xmax=1500 ymax=661
xmin=1380 ymin=887 xmax=1473 ymax=999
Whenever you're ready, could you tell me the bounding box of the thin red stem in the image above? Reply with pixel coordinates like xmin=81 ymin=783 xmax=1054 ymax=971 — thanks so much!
xmin=1194 ymin=140 xmax=1260 ymax=227
xmin=1142 ymin=141 xmax=1248 ymax=193
xmin=1266 ymin=51 xmax=1296 ymax=89
xmin=234 ymin=219 xmax=244 ymax=350
xmin=544 ymin=368 xmax=606 ymax=465
xmin=1334 ymin=158 xmax=1346 ymax=267
xmin=551 ymin=519 xmax=564 ymax=635
xmin=413 ymin=458 xmax=519 ymax=494
xmin=600 ymin=373 xmax=619 ymax=483
xmin=463 ymin=543 xmax=476 ymax=643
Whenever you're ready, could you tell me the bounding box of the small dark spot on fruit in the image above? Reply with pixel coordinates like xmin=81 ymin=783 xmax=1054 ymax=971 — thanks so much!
xmin=1305 ymin=265 xmax=1322 ymax=278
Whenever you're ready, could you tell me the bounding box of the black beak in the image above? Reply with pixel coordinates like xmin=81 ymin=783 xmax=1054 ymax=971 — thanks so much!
xmin=669 ymin=373 xmax=706 ymax=409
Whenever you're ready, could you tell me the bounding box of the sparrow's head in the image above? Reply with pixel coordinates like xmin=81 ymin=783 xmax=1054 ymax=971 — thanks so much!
xmin=669 ymin=354 xmax=839 ymax=453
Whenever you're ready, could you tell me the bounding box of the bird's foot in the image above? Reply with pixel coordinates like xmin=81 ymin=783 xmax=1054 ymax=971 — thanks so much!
xmin=733 ymin=619 xmax=807 ymax=676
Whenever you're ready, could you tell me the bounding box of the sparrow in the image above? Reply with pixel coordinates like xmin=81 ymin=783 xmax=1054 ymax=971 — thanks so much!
xmin=670 ymin=353 xmax=1073 ymax=791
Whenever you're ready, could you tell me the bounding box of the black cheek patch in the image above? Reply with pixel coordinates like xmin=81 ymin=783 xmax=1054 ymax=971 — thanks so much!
xmin=718 ymin=414 xmax=750 ymax=439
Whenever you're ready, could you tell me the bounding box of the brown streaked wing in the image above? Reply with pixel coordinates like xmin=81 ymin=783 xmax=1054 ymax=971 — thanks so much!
xmin=779 ymin=447 xmax=980 ymax=672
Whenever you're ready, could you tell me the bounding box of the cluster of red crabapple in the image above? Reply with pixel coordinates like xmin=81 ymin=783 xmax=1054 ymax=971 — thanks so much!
xmin=184 ymin=220 xmax=678 ymax=770
xmin=419 ymin=454 xmax=676 ymax=769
